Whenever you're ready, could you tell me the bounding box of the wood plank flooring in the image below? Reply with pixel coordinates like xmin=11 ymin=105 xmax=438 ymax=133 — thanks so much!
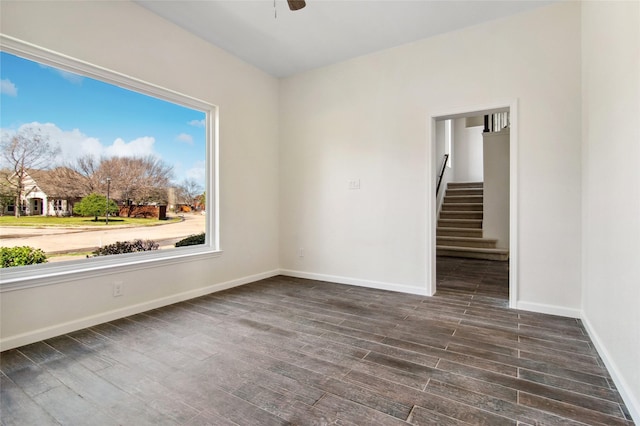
xmin=1 ymin=257 xmax=634 ymax=425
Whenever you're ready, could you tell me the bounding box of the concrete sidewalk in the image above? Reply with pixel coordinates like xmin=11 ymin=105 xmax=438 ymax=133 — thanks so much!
xmin=0 ymin=214 xmax=206 ymax=255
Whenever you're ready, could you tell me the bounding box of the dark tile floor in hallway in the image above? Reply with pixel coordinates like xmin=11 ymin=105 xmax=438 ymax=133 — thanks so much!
xmin=0 ymin=258 xmax=635 ymax=425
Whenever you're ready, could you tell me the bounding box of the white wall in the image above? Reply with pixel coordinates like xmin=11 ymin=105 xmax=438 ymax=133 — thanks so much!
xmin=0 ymin=1 xmax=280 ymax=349
xmin=435 ymin=120 xmax=453 ymax=214
xmin=280 ymin=1 xmax=583 ymax=312
xmin=453 ymin=118 xmax=483 ymax=182
xmin=482 ymin=129 xmax=510 ymax=249
xmin=465 ymin=116 xmax=484 ymax=128
xmin=581 ymin=1 xmax=640 ymax=420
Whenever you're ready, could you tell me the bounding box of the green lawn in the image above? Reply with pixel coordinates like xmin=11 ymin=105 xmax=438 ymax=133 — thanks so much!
xmin=0 ymin=215 xmax=181 ymax=227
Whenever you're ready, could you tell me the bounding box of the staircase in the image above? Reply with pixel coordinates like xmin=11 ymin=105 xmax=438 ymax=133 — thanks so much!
xmin=436 ymin=182 xmax=509 ymax=261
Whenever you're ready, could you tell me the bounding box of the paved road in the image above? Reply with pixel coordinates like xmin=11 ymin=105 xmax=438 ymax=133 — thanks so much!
xmin=0 ymin=214 xmax=206 ymax=257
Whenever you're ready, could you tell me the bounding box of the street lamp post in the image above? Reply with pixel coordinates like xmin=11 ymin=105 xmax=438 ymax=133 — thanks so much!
xmin=106 ymin=177 xmax=111 ymax=225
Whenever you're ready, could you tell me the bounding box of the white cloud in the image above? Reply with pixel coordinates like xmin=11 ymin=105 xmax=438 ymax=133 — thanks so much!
xmin=188 ymin=119 xmax=205 ymax=128
xmin=38 ymin=63 xmax=83 ymax=85
xmin=1 ymin=122 xmax=158 ymax=167
xmin=176 ymin=133 xmax=193 ymax=145
xmin=185 ymin=161 xmax=206 ymax=184
xmin=105 ymin=136 xmax=156 ymax=157
xmin=1 ymin=78 xmax=17 ymax=96
xmin=56 ymin=70 xmax=84 ymax=85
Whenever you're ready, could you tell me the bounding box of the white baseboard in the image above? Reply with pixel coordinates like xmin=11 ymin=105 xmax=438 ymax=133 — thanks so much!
xmin=581 ymin=314 xmax=640 ymax=424
xmin=278 ymin=269 xmax=429 ymax=296
xmin=279 ymin=272 xmax=583 ymax=319
xmin=0 ymin=269 xmax=280 ymax=351
xmin=515 ymin=300 xmax=581 ymax=318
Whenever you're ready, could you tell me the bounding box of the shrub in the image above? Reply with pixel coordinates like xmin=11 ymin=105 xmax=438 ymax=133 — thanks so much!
xmin=175 ymin=233 xmax=205 ymax=247
xmin=74 ymin=193 xmax=119 ymax=221
xmin=93 ymin=239 xmax=159 ymax=256
xmin=1 ymin=246 xmax=48 ymax=268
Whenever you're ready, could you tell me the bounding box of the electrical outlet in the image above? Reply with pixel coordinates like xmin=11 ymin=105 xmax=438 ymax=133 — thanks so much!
xmin=113 ymin=281 xmax=123 ymax=297
xmin=348 ymin=179 xmax=361 ymax=190
xmin=298 ymin=248 xmax=305 ymax=257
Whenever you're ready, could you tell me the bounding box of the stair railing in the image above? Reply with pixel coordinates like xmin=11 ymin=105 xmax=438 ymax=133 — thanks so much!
xmin=436 ymin=153 xmax=449 ymax=197
xmin=483 ymin=111 xmax=510 ymax=133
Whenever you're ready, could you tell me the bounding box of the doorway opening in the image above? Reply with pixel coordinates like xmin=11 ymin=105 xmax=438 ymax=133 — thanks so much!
xmin=427 ymin=101 xmax=518 ymax=308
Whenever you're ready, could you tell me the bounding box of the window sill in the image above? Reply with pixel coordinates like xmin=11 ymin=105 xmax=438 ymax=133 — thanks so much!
xmin=0 ymin=247 xmax=223 ymax=292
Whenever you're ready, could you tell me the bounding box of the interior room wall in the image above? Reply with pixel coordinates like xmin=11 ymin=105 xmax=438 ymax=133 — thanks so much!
xmin=0 ymin=0 xmax=280 ymax=349
xmin=465 ymin=116 xmax=484 ymax=128
xmin=280 ymin=1 xmax=583 ymax=313
xmin=581 ymin=0 xmax=640 ymax=419
xmin=435 ymin=120 xmax=453 ymax=214
xmin=453 ymin=118 xmax=483 ymax=182
xmin=482 ymin=129 xmax=510 ymax=249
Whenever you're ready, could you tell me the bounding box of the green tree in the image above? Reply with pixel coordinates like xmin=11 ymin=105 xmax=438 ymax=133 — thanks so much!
xmin=74 ymin=193 xmax=118 ymax=222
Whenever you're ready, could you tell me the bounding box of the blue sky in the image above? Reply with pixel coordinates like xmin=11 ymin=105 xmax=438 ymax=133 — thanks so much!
xmin=0 ymin=51 xmax=206 ymax=186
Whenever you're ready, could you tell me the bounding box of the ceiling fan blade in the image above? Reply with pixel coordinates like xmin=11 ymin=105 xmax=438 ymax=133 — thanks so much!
xmin=287 ymin=0 xmax=306 ymax=11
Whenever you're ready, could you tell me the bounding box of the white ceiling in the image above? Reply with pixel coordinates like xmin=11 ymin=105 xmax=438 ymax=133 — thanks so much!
xmin=135 ymin=0 xmax=555 ymax=78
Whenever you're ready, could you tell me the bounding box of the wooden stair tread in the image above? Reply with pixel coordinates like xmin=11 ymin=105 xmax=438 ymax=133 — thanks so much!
xmin=437 ymin=236 xmax=498 ymax=243
xmin=447 ymin=182 xmax=483 ymax=188
xmin=442 ymin=203 xmax=483 ymax=211
xmin=446 ymin=189 xmax=483 ymax=194
xmin=443 ymin=196 xmax=483 ymax=203
xmin=438 ymin=219 xmax=482 ymax=229
xmin=436 ymin=249 xmax=509 ymax=261
xmin=436 ymin=228 xmax=483 ymax=237
xmin=436 ymin=245 xmax=508 ymax=254
xmin=439 ymin=212 xmax=483 ymax=219
xmin=445 ymin=189 xmax=483 ymax=195
xmin=437 ymin=236 xmax=498 ymax=248
xmin=438 ymin=219 xmax=482 ymax=224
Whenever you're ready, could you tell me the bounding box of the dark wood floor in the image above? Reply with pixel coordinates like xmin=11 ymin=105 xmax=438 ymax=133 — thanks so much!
xmin=1 ymin=257 xmax=634 ymax=425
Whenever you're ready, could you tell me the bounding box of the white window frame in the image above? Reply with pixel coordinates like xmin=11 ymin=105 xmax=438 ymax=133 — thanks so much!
xmin=0 ymin=35 xmax=221 ymax=291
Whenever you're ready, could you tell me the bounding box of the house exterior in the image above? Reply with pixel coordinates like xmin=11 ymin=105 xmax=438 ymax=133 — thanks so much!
xmin=1 ymin=168 xmax=172 ymax=217
xmin=1 ymin=168 xmax=83 ymax=216
xmin=0 ymin=1 xmax=638 ymax=420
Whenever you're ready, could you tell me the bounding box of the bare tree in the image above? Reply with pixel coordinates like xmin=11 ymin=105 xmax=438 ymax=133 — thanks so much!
xmin=97 ymin=156 xmax=173 ymax=207
xmin=0 ymin=170 xmax=14 ymax=216
xmin=0 ymin=128 xmax=60 ymax=217
xmin=60 ymin=155 xmax=173 ymax=215
xmin=176 ymin=178 xmax=203 ymax=209
xmin=70 ymin=154 xmax=101 ymax=195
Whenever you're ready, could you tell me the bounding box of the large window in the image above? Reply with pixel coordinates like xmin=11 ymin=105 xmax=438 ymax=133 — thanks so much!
xmin=0 ymin=37 xmax=218 ymax=286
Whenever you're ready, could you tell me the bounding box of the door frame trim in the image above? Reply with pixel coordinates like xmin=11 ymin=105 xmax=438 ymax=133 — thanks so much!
xmin=426 ymin=99 xmax=518 ymax=308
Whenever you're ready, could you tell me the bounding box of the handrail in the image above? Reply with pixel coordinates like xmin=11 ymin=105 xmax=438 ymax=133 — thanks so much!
xmin=484 ymin=111 xmax=510 ymax=133
xmin=436 ymin=153 xmax=449 ymax=196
